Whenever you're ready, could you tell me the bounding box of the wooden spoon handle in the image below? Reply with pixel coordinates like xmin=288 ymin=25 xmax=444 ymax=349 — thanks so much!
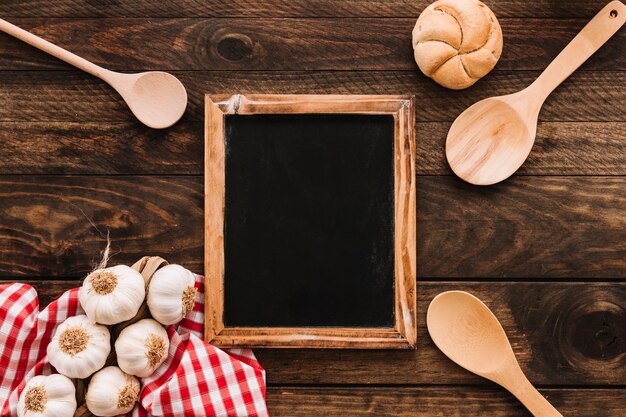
xmin=529 ymin=1 xmax=626 ymax=101
xmin=512 ymin=379 xmax=563 ymax=417
xmin=495 ymin=360 xmax=564 ymax=417
xmin=499 ymin=364 xmax=563 ymax=417
xmin=0 ymin=18 xmax=111 ymax=79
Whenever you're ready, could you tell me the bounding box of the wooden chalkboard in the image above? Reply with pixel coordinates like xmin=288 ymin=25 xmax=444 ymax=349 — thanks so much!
xmin=205 ymin=95 xmax=416 ymax=349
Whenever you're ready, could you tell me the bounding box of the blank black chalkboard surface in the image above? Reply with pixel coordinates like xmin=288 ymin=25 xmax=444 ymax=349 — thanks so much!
xmin=205 ymin=95 xmax=416 ymax=349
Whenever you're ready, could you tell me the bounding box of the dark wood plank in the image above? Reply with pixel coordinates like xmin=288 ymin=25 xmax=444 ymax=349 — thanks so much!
xmin=0 ymin=0 xmax=615 ymax=19
xmin=1 ymin=71 xmax=624 ymax=123
xmin=0 ymin=176 xmax=203 ymax=277
xmin=3 ymin=280 xmax=81 ymax=306
xmin=0 ymin=18 xmax=623 ymax=71
xmin=265 ymin=387 xmax=626 ymax=416
xmin=1 ymin=1 xmax=623 ymax=414
xmin=2 ymin=121 xmax=624 ymax=176
xmin=17 ymin=280 xmax=624 ymax=386
xmin=0 ymin=122 xmax=203 ymax=175
xmin=417 ymin=122 xmax=626 ymax=175
xmin=260 ymin=282 xmax=626 ymax=386
xmin=418 ymin=176 xmax=626 ymax=278
xmin=0 ymin=176 xmax=624 ymax=279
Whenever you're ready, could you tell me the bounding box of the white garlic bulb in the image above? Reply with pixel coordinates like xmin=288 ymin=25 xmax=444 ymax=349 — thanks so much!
xmin=86 ymin=366 xmax=140 ymax=417
xmin=17 ymin=374 xmax=77 ymax=417
xmin=115 ymin=318 xmax=169 ymax=378
xmin=47 ymin=315 xmax=111 ymax=379
xmin=79 ymin=265 xmax=145 ymax=325
xmin=147 ymin=264 xmax=198 ymax=325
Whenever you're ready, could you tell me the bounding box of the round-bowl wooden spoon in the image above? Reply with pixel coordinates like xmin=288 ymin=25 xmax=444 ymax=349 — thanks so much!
xmin=446 ymin=1 xmax=626 ymax=185
xmin=427 ymin=291 xmax=563 ymax=417
xmin=0 ymin=18 xmax=187 ymax=129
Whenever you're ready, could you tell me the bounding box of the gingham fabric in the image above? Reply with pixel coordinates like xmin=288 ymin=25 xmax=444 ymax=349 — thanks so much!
xmin=0 ymin=276 xmax=268 ymax=417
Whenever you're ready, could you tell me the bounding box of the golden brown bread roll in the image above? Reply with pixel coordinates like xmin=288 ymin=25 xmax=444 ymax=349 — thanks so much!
xmin=412 ymin=0 xmax=503 ymax=89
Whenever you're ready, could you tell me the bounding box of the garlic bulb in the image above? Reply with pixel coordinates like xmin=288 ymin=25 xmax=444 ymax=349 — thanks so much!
xmin=17 ymin=374 xmax=76 ymax=417
xmin=79 ymin=264 xmax=145 ymax=325
xmin=147 ymin=264 xmax=198 ymax=325
xmin=115 ymin=318 xmax=169 ymax=378
xmin=86 ymin=366 xmax=140 ymax=417
xmin=47 ymin=315 xmax=111 ymax=379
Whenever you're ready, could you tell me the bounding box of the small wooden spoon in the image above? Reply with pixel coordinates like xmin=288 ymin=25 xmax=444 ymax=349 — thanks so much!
xmin=427 ymin=291 xmax=563 ymax=417
xmin=0 ymin=18 xmax=187 ymax=129
xmin=446 ymin=1 xmax=626 ymax=185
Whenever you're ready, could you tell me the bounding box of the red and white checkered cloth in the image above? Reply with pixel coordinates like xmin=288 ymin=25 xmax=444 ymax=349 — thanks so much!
xmin=0 ymin=275 xmax=269 ymax=417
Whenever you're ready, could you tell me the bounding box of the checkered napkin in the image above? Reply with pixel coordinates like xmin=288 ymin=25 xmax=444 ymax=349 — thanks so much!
xmin=0 ymin=276 xmax=269 ymax=417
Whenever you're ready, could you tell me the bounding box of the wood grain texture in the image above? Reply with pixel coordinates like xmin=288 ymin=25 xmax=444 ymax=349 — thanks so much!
xmin=418 ymin=176 xmax=626 ymax=278
xmin=445 ymin=93 xmax=542 ymax=185
xmin=265 ymin=387 xmax=626 ymax=416
xmin=417 ymin=121 xmax=626 ymax=175
xmin=0 ymin=122 xmax=203 ymax=175
xmin=260 ymin=282 xmax=626 ymax=386
xmin=12 ymin=281 xmax=625 ymax=386
xmin=0 ymin=176 xmax=203 ymax=277
xmin=1 ymin=0 xmax=624 ymax=413
xmin=204 ymin=96 xmax=226 ymax=344
xmin=0 ymin=0 xmax=615 ymax=18
xmin=1 ymin=121 xmax=624 ymax=175
xmin=1 ymin=176 xmax=624 ymax=279
xmin=0 ymin=18 xmax=623 ymax=71
xmin=1 ymin=71 xmax=624 ymax=123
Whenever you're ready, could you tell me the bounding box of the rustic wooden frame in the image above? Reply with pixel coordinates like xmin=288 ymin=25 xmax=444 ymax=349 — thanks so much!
xmin=205 ymin=94 xmax=416 ymax=349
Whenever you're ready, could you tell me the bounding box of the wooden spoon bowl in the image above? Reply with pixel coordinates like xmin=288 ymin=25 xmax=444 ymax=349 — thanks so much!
xmin=112 ymin=71 xmax=188 ymax=129
xmin=427 ymin=290 xmax=513 ymax=374
xmin=446 ymin=94 xmax=534 ymax=185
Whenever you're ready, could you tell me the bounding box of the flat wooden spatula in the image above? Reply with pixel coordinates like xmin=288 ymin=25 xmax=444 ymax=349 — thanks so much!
xmin=446 ymin=1 xmax=626 ymax=185
xmin=0 ymin=18 xmax=187 ymax=129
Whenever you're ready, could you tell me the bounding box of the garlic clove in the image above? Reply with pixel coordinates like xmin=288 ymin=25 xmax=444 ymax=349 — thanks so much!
xmin=47 ymin=315 xmax=111 ymax=379
xmin=79 ymin=265 xmax=146 ymax=325
xmin=147 ymin=264 xmax=197 ymax=325
xmin=17 ymin=374 xmax=77 ymax=417
xmin=115 ymin=318 xmax=169 ymax=378
xmin=86 ymin=366 xmax=140 ymax=417
xmin=43 ymin=400 xmax=81 ymax=417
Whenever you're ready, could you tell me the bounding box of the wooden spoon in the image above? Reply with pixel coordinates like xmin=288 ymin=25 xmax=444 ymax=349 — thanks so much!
xmin=0 ymin=18 xmax=187 ymax=129
xmin=446 ymin=1 xmax=626 ymax=185
xmin=427 ymin=291 xmax=563 ymax=417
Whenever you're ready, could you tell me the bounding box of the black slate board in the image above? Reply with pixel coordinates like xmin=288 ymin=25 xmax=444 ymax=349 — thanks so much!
xmin=223 ymin=114 xmax=395 ymax=327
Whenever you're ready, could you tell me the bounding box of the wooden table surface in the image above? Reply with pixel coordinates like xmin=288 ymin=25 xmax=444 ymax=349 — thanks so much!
xmin=1 ymin=1 xmax=624 ymax=415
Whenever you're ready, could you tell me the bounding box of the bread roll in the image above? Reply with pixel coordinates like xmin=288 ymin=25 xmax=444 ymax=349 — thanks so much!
xmin=412 ymin=0 xmax=503 ymax=89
